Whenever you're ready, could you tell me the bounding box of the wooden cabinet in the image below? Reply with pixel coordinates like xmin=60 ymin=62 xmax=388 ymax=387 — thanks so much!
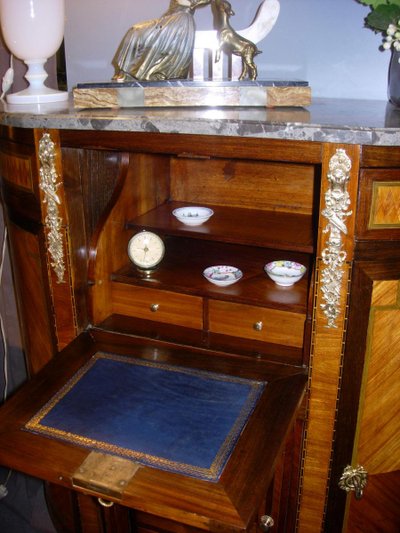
xmin=0 ymin=110 xmax=399 ymax=533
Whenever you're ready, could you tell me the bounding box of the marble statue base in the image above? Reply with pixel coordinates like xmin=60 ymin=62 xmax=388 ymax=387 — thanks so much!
xmin=73 ymin=80 xmax=311 ymax=109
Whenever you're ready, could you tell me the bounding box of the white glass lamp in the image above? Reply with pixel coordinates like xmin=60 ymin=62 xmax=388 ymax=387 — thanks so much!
xmin=0 ymin=0 xmax=68 ymax=104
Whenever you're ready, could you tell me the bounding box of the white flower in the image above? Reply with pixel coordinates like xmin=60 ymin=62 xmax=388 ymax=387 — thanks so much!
xmin=383 ymin=21 xmax=400 ymax=54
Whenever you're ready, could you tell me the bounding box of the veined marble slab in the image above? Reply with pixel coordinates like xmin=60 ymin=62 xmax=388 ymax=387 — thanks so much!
xmin=2 ymin=99 xmax=400 ymax=146
xmin=73 ymin=80 xmax=312 ymax=109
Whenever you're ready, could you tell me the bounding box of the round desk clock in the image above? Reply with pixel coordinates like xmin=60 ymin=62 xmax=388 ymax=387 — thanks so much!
xmin=128 ymin=230 xmax=165 ymax=273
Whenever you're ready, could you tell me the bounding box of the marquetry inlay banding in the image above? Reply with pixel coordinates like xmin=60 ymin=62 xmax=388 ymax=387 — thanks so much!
xmin=38 ymin=132 xmax=66 ymax=284
xmin=320 ymin=148 xmax=352 ymax=328
xmin=369 ymin=181 xmax=400 ymax=229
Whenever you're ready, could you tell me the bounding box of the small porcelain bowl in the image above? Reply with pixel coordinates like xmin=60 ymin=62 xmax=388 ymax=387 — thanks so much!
xmin=172 ymin=206 xmax=214 ymax=226
xmin=265 ymin=260 xmax=306 ymax=287
xmin=203 ymin=265 xmax=243 ymax=287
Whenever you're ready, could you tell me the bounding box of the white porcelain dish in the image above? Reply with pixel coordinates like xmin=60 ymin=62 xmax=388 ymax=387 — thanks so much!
xmin=172 ymin=206 xmax=214 ymax=226
xmin=265 ymin=260 xmax=306 ymax=287
xmin=203 ymin=265 xmax=243 ymax=287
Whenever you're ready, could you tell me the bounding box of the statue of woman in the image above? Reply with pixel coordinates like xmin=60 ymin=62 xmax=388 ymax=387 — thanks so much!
xmin=112 ymin=0 xmax=211 ymax=81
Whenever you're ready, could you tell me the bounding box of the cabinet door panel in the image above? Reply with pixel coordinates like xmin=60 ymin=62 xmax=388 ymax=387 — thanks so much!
xmin=345 ymin=279 xmax=400 ymax=532
xmin=326 ymin=265 xmax=400 ymax=533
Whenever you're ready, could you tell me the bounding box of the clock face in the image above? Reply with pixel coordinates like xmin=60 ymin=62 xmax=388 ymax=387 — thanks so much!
xmin=127 ymin=231 xmax=165 ymax=270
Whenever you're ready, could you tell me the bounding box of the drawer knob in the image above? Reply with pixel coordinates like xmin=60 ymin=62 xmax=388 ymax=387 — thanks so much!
xmin=98 ymin=497 xmax=114 ymax=508
xmin=260 ymin=515 xmax=274 ymax=531
xmin=150 ymin=303 xmax=159 ymax=312
xmin=253 ymin=321 xmax=263 ymax=331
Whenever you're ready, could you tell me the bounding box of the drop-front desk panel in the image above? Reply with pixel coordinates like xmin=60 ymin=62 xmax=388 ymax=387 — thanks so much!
xmin=0 ymin=99 xmax=399 ymax=533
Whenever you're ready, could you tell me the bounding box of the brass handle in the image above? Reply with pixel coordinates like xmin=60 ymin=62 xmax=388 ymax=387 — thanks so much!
xmin=98 ymin=497 xmax=114 ymax=508
xmin=260 ymin=515 xmax=274 ymax=531
xmin=253 ymin=321 xmax=263 ymax=331
xmin=150 ymin=303 xmax=159 ymax=312
xmin=339 ymin=465 xmax=368 ymax=500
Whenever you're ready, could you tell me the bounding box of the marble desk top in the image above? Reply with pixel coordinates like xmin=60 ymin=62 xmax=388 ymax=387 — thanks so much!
xmin=1 ymin=96 xmax=400 ymax=146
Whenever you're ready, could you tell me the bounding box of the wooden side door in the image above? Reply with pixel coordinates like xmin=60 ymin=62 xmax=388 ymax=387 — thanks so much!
xmin=326 ymin=161 xmax=400 ymax=532
xmin=345 ymin=271 xmax=400 ymax=532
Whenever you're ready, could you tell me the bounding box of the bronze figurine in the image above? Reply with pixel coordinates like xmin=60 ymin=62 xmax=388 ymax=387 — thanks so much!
xmin=112 ymin=0 xmax=211 ymax=82
xmin=213 ymin=0 xmax=261 ymax=80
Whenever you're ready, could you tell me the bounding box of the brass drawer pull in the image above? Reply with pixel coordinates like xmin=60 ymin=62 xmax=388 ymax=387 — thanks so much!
xmin=150 ymin=303 xmax=159 ymax=312
xmin=260 ymin=515 xmax=274 ymax=531
xmin=253 ymin=321 xmax=263 ymax=331
xmin=98 ymin=497 xmax=114 ymax=508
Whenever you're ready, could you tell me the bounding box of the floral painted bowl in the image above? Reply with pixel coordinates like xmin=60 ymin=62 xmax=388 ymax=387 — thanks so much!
xmin=264 ymin=260 xmax=306 ymax=287
xmin=172 ymin=206 xmax=214 ymax=226
xmin=203 ymin=265 xmax=243 ymax=287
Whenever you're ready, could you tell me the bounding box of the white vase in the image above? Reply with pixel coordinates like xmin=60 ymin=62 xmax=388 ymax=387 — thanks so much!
xmin=0 ymin=0 xmax=68 ymax=104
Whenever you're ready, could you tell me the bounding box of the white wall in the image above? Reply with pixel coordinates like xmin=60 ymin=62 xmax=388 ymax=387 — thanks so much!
xmin=64 ymin=0 xmax=389 ymax=100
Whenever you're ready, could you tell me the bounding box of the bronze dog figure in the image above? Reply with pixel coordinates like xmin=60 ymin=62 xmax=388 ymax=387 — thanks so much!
xmin=214 ymin=0 xmax=262 ymax=80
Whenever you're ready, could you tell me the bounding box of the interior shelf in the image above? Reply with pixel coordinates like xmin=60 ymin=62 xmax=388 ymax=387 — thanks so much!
xmin=127 ymin=201 xmax=316 ymax=254
xmin=113 ymin=237 xmax=311 ymax=313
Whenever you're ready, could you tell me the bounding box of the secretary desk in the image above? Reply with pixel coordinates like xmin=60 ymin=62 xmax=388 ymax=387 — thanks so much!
xmin=0 ymin=98 xmax=399 ymax=532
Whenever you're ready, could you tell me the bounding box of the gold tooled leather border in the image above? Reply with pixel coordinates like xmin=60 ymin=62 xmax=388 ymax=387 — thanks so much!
xmin=25 ymin=352 xmax=265 ymax=481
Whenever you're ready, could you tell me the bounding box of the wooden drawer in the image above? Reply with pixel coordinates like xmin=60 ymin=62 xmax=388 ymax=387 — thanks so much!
xmin=111 ymin=283 xmax=203 ymax=329
xmin=208 ymin=300 xmax=305 ymax=348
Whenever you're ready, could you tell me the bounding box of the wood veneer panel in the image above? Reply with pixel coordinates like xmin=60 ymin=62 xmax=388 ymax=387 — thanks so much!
xmin=298 ymin=143 xmax=361 ymax=533
xmin=0 ymin=125 xmax=35 ymax=145
xmin=269 ymin=419 xmax=305 ymax=532
xmin=1 ymin=180 xmax=41 ymax=223
xmin=344 ymin=280 xmax=400 ymax=529
xmin=34 ymin=130 xmax=78 ymax=350
xmin=0 ymin=142 xmax=35 ymax=191
xmin=6 ymin=223 xmax=55 ymax=374
xmin=356 ymin=169 xmax=400 ymax=242
xmin=325 ymin=260 xmax=400 ymax=532
xmin=360 ymin=145 xmax=400 ymax=168
xmin=356 ymin=280 xmax=400 ymax=474
xmin=61 ymin=148 xmax=123 ymax=240
xmin=59 ymin=130 xmax=322 ymax=165
xmin=89 ymin=152 xmax=170 ymax=324
xmin=135 ymin=510 xmax=206 ymax=532
xmin=170 ymin=157 xmax=316 ymax=215
xmin=345 ymin=471 xmax=400 ymax=533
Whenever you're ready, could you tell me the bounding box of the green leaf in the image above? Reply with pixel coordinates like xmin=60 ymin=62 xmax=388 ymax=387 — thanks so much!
xmin=365 ymin=4 xmax=400 ymax=31
xmin=358 ymin=0 xmax=400 ymax=8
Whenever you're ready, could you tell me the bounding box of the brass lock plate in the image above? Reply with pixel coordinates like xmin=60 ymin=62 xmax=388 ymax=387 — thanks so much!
xmin=72 ymin=451 xmax=140 ymax=498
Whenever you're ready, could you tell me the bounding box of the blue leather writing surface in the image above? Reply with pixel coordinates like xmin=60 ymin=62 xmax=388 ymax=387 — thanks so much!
xmin=26 ymin=353 xmax=265 ymax=481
